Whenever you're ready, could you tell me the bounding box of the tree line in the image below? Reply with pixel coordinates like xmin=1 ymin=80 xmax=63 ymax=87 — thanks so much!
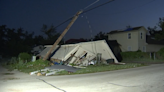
xmin=0 ymin=24 xmax=62 ymax=57
xmin=1 ymin=17 xmax=163 ymax=57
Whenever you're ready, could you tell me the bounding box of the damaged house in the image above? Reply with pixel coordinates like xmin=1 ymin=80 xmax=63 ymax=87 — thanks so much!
xmin=37 ymin=40 xmax=122 ymax=66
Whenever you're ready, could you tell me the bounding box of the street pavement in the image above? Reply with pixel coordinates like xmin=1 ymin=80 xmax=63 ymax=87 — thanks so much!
xmin=0 ymin=64 xmax=164 ymax=92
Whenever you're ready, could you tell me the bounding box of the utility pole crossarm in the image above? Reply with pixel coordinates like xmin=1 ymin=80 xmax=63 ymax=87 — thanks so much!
xmin=43 ymin=10 xmax=83 ymax=61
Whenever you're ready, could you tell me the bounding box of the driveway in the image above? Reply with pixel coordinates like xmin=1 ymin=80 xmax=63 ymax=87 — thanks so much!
xmin=0 ymin=65 xmax=62 ymax=92
xmin=0 ymin=64 xmax=164 ymax=92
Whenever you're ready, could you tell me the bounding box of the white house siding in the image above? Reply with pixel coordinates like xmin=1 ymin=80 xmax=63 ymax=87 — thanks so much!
xmin=146 ymin=44 xmax=164 ymax=52
xmin=108 ymin=31 xmax=139 ymax=52
xmin=108 ymin=26 xmax=150 ymax=52
xmin=138 ymin=27 xmax=147 ymax=52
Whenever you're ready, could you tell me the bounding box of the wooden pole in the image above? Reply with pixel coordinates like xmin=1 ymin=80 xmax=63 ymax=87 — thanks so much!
xmin=43 ymin=11 xmax=83 ymax=61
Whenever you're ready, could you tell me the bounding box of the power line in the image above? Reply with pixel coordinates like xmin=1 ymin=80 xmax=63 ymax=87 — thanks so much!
xmin=82 ymin=0 xmax=114 ymax=14
xmin=83 ymin=0 xmax=100 ymax=10
xmin=91 ymin=0 xmax=157 ymax=16
xmin=54 ymin=0 xmax=115 ymax=28
xmin=54 ymin=17 xmax=73 ymax=29
xmin=54 ymin=0 xmax=100 ymax=29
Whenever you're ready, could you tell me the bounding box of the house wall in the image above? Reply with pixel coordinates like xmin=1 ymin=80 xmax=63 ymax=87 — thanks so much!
xmin=146 ymin=44 xmax=164 ymax=52
xmin=108 ymin=27 xmax=149 ymax=52
xmin=108 ymin=31 xmax=139 ymax=52
xmin=138 ymin=27 xmax=147 ymax=52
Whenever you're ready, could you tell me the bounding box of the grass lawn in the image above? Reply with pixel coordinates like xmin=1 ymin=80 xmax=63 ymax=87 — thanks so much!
xmin=1 ymin=59 xmax=50 ymax=73
xmin=1 ymin=58 xmax=164 ymax=76
xmin=57 ymin=63 xmax=146 ymax=75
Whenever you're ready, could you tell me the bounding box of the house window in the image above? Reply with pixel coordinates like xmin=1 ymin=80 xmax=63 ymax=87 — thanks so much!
xmin=140 ymin=32 xmax=143 ymax=39
xmin=128 ymin=33 xmax=131 ymax=39
xmin=127 ymin=46 xmax=131 ymax=51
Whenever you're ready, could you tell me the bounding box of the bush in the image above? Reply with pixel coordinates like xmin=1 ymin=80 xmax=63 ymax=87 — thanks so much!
xmin=30 ymin=59 xmax=49 ymax=66
xmin=18 ymin=52 xmax=32 ymax=62
xmin=121 ymin=51 xmax=148 ymax=58
xmin=17 ymin=59 xmax=50 ymax=73
xmin=121 ymin=51 xmax=149 ymax=60
xmin=156 ymin=47 xmax=164 ymax=60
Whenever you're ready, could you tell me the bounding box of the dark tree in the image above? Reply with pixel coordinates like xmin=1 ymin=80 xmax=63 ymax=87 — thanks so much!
xmin=33 ymin=35 xmax=45 ymax=45
xmin=148 ymin=17 xmax=164 ymax=40
xmin=0 ymin=25 xmax=7 ymax=56
xmin=0 ymin=25 xmax=36 ymax=57
xmin=0 ymin=24 xmax=64 ymax=57
xmin=41 ymin=24 xmax=62 ymax=45
xmin=93 ymin=31 xmax=108 ymax=41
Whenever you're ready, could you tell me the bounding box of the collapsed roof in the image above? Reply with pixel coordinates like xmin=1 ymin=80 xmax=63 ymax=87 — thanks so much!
xmin=38 ymin=40 xmax=119 ymax=66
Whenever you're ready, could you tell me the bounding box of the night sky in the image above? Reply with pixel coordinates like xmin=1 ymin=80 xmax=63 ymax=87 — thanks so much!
xmin=0 ymin=0 xmax=164 ymax=40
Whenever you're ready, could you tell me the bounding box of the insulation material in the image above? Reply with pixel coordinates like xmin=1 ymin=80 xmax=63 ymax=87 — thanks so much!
xmin=75 ymin=48 xmax=96 ymax=66
xmin=69 ymin=47 xmax=87 ymax=64
xmin=51 ymin=45 xmax=79 ymax=61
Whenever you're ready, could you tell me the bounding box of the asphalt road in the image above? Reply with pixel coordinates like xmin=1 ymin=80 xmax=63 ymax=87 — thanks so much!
xmin=0 ymin=64 xmax=164 ymax=92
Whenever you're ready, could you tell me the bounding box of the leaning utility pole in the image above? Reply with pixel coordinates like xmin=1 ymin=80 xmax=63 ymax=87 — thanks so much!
xmin=43 ymin=10 xmax=83 ymax=60
xmin=43 ymin=0 xmax=114 ymax=61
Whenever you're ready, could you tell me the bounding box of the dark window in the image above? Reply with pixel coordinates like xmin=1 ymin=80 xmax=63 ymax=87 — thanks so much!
xmin=140 ymin=32 xmax=143 ymax=39
xmin=128 ymin=33 xmax=131 ymax=39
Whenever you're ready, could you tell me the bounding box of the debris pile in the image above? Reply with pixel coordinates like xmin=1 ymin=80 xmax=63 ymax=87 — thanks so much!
xmin=29 ymin=65 xmax=85 ymax=76
xmin=29 ymin=68 xmax=65 ymax=76
xmin=38 ymin=40 xmax=119 ymax=67
xmin=29 ymin=40 xmax=124 ymax=76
